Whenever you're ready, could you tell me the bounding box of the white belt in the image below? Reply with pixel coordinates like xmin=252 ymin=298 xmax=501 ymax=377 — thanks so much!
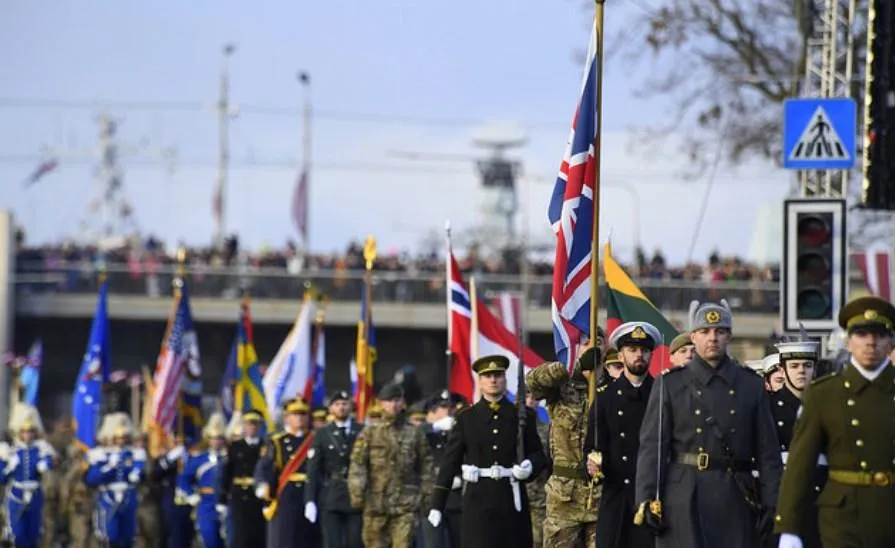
xmin=103 ymin=482 xmax=132 ymax=494
xmin=781 ymin=452 xmax=828 ymax=466
xmin=474 ymin=465 xmax=521 ymax=513
xmin=12 ymin=481 xmax=39 ymax=490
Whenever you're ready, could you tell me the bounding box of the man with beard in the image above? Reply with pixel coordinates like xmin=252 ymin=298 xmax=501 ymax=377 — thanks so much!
xmin=427 ymin=355 xmax=547 ymax=548
xmin=583 ymin=321 xmax=658 ymax=548
xmin=767 ymin=337 xmax=824 ymax=548
xmin=634 ymin=299 xmax=782 ymax=547
xmin=776 ymin=296 xmax=895 ymax=547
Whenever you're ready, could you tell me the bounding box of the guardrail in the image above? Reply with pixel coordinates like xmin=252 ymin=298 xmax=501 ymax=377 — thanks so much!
xmin=13 ymin=263 xmax=781 ymax=313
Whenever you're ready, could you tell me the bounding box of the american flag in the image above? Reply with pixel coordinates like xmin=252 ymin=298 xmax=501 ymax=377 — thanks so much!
xmin=548 ymin=21 xmax=600 ymax=371
xmin=151 ymin=291 xmax=190 ymax=433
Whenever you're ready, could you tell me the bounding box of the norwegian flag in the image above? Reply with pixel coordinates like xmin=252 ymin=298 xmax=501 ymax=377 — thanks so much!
xmin=548 ymin=22 xmax=600 ymax=370
xmin=447 ymin=247 xmax=543 ymax=403
xmin=489 ymin=292 xmax=522 ymax=337
xmin=854 ymin=248 xmax=892 ymax=301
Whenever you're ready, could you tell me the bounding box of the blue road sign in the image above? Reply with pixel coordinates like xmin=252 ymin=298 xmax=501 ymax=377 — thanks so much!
xmin=783 ymin=98 xmax=857 ymax=170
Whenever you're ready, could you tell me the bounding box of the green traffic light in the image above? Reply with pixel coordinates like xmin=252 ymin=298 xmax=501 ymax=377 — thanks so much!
xmin=797 ymin=288 xmax=832 ymax=319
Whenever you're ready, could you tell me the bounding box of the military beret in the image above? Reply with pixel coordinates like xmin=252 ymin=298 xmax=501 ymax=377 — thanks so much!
xmin=377 ymin=383 xmax=405 ymax=401
xmin=242 ymin=409 xmax=264 ymax=423
xmin=472 ymin=355 xmax=510 ymax=375
xmin=408 ymin=401 xmax=427 ymax=418
xmin=577 ymin=346 xmax=602 ymax=371
xmin=688 ymin=300 xmax=733 ymax=331
xmin=837 ymin=296 xmax=895 ymax=334
xmin=283 ymin=398 xmax=310 ymax=415
xmin=328 ymin=390 xmax=351 ymax=405
xmin=669 ymin=333 xmax=693 ymax=355
xmin=610 ymin=321 xmax=662 ymax=351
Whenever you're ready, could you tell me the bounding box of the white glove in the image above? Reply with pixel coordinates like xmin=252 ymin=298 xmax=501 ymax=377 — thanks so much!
xmin=432 ymin=416 xmax=455 ymax=432
xmin=254 ymin=483 xmax=268 ymax=500
xmin=427 ymin=509 xmax=442 ymax=528
xmin=778 ymin=533 xmax=803 ymax=548
xmin=215 ymin=504 xmax=228 ymax=517
xmin=461 ymin=465 xmax=479 ymax=483
xmin=512 ymin=459 xmax=533 ymax=481
xmin=36 ymin=460 xmax=49 ymax=473
xmin=107 ymin=452 xmax=121 ymax=467
xmin=166 ymin=446 xmax=185 ymax=463
xmin=187 ymin=493 xmax=200 ymax=507
xmin=451 ymin=476 xmax=462 ymax=490
xmin=128 ymin=470 xmax=141 ymax=484
xmin=304 ymin=502 xmax=318 ymax=523
xmin=4 ymin=454 xmax=20 ymax=474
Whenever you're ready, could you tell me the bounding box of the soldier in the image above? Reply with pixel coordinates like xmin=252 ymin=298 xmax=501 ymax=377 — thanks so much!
xmin=366 ymin=403 xmax=383 ymax=426
xmin=584 ymin=321 xmax=659 ymax=548
xmin=603 ymin=349 xmax=624 ymax=381
xmin=178 ymin=413 xmax=228 ymax=548
xmin=85 ymin=413 xmax=147 ymax=548
xmin=255 ymin=398 xmax=316 ymax=548
xmin=420 ymin=391 xmax=462 ymax=548
xmin=765 ymin=360 xmax=786 ymax=392
xmin=151 ymin=436 xmax=194 ymax=548
xmin=348 ymin=383 xmax=433 ymax=548
xmin=525 ymin=391 xmax=549 ymax=548
xmin=220 ymin=410 xmax=266 ymax=548
xmin=669 ymin=332 xmax=694 ymax=366
xmin=311 ymin=410 xmax=328 ymax=431
xmin=428 ymin=355 xmax=547 ymax=548
xmin=305 ymin=390 xmax=363 ymax=548
xmin=226 ymin=413 xmax=244 ymax=443
xmin=134 ymin=432 xmax=163 ymax=548
xmin=634 ymin=299 xmax=782 ymax=547
xmin=776 ymin=296 xmax=895 ymax=547
xmin=525 ymin=339 xmax=602 ymax=547
xmin=1 ymin=403 xmax=55 ymax=548
xmin=61 ymin=443 xmax=97 ymax=548
xmin=407 ymin=402 xmax=427 ymax=427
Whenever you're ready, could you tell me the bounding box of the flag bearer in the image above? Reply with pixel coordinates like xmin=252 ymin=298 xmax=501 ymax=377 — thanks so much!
xmin=220 ymin=410 xmax=267 ymax=548
xmin=1 ymin=403 xmax=55 ymax=548
xmin=179 ymin=413 xmax=228 ymax=548
xmin=85 ymin=413 xmax=146 ymax=548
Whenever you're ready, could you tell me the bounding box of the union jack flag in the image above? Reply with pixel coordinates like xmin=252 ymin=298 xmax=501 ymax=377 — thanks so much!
xmin=548 ymin=22 xmax=600 ymax=371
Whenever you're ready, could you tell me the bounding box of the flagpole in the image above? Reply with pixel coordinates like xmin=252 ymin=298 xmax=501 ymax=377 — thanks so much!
xmin=174 ymin=247 xmax=186 ymax=444
xmin=358 ymin=236 xmax=377 ymax=422
xmin=469 ymin=276 xmax=480 ymax=401
xmin=587 ymin=0 xmax=606 ymax=407
xmin=444 ymin=220 xmax=453 ymax=390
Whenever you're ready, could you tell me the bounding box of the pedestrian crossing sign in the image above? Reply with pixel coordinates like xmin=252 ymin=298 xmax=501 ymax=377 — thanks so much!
xmin=783 ymin=98 xmax=856 ymax=170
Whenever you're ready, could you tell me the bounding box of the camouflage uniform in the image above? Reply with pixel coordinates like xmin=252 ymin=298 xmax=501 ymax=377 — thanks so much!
xmin=60 ymin=450 xmax=97 ymax=548
xmin=526 ymin=417 xmax=550 ymax=548
xmin=348 ymin=411 xmax=434 ymax=548
xmin=40 ymin=465 xmax=63 ymax=548
xmin=527 ymin=362 xmax=600 ymax=548
xmin=135 ymin=456 xmax=163 ymax=548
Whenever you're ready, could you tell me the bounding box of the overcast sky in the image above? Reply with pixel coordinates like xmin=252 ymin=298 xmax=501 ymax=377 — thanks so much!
xmin=0 ymin=0 xmax=790 ymax=265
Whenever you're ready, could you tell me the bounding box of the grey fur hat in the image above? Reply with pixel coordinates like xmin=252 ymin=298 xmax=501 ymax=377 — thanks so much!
xmin=688 ymin=299 xmax=733 ymax=331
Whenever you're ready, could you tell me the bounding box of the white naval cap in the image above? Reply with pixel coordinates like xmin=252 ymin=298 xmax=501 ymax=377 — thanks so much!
xmin=775 ymin=340 xmax=819 ymax=360
xmin=609 ymin=321 xmax=662 ymax=351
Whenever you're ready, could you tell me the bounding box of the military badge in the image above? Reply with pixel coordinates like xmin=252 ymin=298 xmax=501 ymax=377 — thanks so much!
xmin=864 ymin=309 xmax=879 ymax=320
xmin=307 ymin=448 xmax=315 ymax=460
xmin=705 ymin=311 xmax=721 ymax=324
xmin=632 ymin=326 xmax=647 ymax=339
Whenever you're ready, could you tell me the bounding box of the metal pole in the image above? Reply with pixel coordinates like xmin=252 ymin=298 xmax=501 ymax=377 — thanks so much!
xmin=299 ymin=72 xmax=312 ymax=251
xmin=215 ymin=44 xmax=235 ymax=248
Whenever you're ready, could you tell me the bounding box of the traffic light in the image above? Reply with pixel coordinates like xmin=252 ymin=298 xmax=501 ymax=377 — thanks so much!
xmin=782 ymin=199 xmax=847 ymax=333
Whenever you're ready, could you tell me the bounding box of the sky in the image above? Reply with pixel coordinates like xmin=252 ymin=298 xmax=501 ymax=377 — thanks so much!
xmin=0 ymin=0 xmax=791 ymax=265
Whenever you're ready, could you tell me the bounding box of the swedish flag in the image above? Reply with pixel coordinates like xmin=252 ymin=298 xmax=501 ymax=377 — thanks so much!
xmin=233 ymin=297 xmax=272 ymax=434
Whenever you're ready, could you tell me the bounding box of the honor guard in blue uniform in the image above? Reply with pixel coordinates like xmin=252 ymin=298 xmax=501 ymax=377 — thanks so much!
xmin=178 ymin=413 xmax=228 ymax=548
xmin=152 ymin=437 xmax=194 ymax=548
xmin=85 ymin=413 xmax=147 ymax=548
xmin=305 ymin=391 xmax=364 ymax=548
xmin=1 ymin=403 xmax=55 ymax=548
xmin=220 ymin=410 xmax=267 ymax=548
xmin=256 ymin=398 xmax=317 ymax=548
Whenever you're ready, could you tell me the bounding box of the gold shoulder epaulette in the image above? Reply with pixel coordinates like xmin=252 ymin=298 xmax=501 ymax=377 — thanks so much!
xmin=662 ymin=365 xmax=686 ymax=376
xmin=810 ymin=371 xmax=839 ymax=386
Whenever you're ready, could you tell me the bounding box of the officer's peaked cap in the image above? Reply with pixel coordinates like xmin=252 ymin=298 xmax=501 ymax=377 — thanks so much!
xmin=610 ymin=321 xmax=662 ymax=351
xmin=837 ymin=296 xmax=895 ymax=334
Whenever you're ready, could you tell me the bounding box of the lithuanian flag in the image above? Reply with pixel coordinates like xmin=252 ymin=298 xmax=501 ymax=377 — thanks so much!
xmin=603 ymin=243 xmax=680 ymax=376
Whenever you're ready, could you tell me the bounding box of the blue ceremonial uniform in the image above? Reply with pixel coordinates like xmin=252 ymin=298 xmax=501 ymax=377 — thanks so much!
xmin=85 ymin=446 xmax=146 ymax=547
xmin=178 ymin=450 xmax=226 ymax=548
xmin=0 ymin=440 xmax=54 ymax=548
xmin=152 ymin=451 xmax=195 ymax=548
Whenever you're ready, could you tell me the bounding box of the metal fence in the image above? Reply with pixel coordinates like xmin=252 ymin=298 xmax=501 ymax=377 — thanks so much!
xmin=13 ymin=263 xmax=780 ymax=313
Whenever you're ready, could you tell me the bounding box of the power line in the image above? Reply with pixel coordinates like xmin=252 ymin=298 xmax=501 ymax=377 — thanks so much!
xmin=0 ymin=97 xmax=565 ymax=131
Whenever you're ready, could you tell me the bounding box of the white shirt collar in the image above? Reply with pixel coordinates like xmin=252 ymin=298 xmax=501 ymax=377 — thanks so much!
xmin=334 ymin=420 xmax=351 ymax=430
xmin=244 ymin=437 xmax=259 ymax=445
xmin=849 ymin=357 xmax=891 ymax=381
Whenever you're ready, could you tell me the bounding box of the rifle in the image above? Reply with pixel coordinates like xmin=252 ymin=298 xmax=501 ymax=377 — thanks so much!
xmin=515 ymin=297 xmax=526 ymax=487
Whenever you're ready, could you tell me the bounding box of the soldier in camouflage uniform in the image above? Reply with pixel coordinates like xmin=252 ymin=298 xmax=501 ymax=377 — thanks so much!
xmin=40 ymin=454 xmax=64 ymax=548
xmin=525 ymin=392 xmax=550 ymax=548
xmin=348 ymin=383 xmax=434 ymax=548
xmin=526 ymin=333 xmax=604 ymax=548
xmin=135 ymin=433 xmax=162 ymax=548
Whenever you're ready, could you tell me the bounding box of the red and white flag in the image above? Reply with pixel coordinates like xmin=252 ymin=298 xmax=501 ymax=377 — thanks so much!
xmin=489 ymin=292 xmax=522 ymax=337
xmin=854 ymin=248 xmax=892 ymax=301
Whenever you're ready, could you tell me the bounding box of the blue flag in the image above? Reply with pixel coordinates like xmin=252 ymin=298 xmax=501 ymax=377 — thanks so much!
xmin=219 ymin=339 xmax=238 ymax=422
xmin=173 ymin=284 xmax=203 ymax=447
xmin=73 ymin=281 xmax=111 ymax=449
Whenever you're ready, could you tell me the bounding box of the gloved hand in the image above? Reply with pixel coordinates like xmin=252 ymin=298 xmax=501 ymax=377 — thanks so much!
xmin=128 ymin=469 xmax=141 ymax=484
xmin=166 ymin=445 xmax=185 ymax=463
xmin=107 ymin=451 xmax=121 ymax=467
xmin=427 ymin=509 xmax=442 ymax=528
xmin=451 ymin=476 xmax=462 ymax=490
xmin=758 ymin=508 xmax=776 ymax=539
xmin=778 ymin=533 xmax=804 ymax=548
xmin=186 ymin=494 xmax=200 ymax=507
xmin=5 ymin=453 xmax=20 ymax=474
xmin=304 ymin=502 xmax=318 ymax=523
xmin=254 ymin=483 xmax=269 ymax=500
xmin=432 ymin=416 xmax=455 ymax=432
xmin=634 ymin=500 xmax=667 ymax=536
xmin=215 ymin=504 xmax=228 ymax=518
xmin=461 ymin=465 xmax=479 ymax=483
xmin=512 ymin=459 xmax=533 ymax=481
xmin=36 ymin=460 xmax=49 ymax=474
